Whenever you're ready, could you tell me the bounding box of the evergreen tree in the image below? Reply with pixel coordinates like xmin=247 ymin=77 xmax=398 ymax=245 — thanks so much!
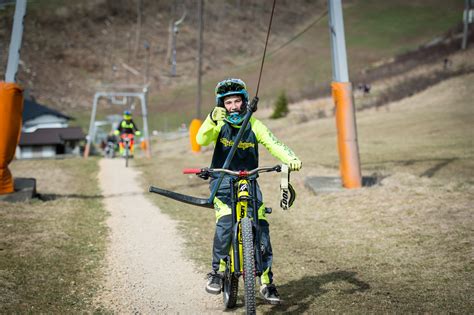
xmin=271 ymin=90 xmax=289 ymax=119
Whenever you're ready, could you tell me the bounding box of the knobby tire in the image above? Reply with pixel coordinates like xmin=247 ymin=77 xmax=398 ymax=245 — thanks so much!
xmin=241 ymin=217 xmax=256 ymax=314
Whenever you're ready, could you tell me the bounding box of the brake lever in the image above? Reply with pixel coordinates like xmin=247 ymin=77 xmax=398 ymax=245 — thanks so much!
xmin=197 ymin=168 xmax=210 ymax=180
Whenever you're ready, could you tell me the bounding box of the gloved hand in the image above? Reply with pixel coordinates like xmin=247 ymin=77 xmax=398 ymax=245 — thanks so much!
xmin=113 ymin=130 xmax=120 ymax=136
xmin=135 ymin=130 xmax=142 ymax=136
xmin=288 ymin=159 xmax=302 ymax=171
xmin=210 ymin=107 xmax=226 ymax=123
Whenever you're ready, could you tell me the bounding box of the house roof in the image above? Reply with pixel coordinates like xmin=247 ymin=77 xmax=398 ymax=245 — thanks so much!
xmin=22 ymin=98 xmax=71 ymax=122
xmin=19 ymin=127 xmax=85 ymax=146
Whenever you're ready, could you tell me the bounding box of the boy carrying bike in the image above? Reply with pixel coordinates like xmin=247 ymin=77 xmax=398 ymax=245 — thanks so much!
xmin=196 ymin=78 xmax=302 ymax=304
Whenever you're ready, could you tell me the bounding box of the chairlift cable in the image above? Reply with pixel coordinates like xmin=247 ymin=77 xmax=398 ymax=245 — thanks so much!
xmin=255 ymin=0 xmax=277 ymax=97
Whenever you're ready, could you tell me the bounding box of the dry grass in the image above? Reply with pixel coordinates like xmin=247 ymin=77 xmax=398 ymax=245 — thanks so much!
xmin=138 ymin=71 xmax=474 ymax=312
xmin=0 ymin=158 xmax=107 ymax=313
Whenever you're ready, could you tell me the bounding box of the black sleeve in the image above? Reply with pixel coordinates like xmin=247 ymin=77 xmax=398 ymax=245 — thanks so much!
xmin=131 ymin=119 xmax=140 ymax=132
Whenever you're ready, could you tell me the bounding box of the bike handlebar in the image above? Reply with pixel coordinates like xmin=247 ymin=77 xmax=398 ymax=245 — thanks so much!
xmin=182 ymin=165 xmax=282 ymax=178
xmin=183 ymin=168 xmax=202 ymax=174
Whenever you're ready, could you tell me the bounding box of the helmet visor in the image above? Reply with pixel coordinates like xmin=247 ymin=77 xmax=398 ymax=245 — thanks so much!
xmin=215 ymin=81 xmax=246 ymax=96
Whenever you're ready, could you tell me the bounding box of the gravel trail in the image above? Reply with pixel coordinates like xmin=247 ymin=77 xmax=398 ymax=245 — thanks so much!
xmin=96 ymin=158 xmax=223 ymax=313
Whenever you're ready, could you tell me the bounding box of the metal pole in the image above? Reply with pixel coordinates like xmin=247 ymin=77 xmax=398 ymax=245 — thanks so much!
xmin=328 ymin=0 xmax=362 ymax=188
xmin=462 ymin=0 xmax=471 ymax=50
xmin=84 ymin=93 xmax=100 ymax=158
xmin=5 ymin=0 xmax=27 ymax=83
xmin=196 ymin=0 xmax=204 ymax=119
xmin=134 ymin=0 xmax=142 ymax=57
xmin=141 ymin=87 xmax=151 ymax=157
xmin=144 ymin=41 xmax=150 ymax=84
xmin=170 ymin=10 xmax=186 ymax=77
xmin=171 ymin=25 xmax=177 ymax=76
xmin=328 ymin=0 xmax=348 ymax=82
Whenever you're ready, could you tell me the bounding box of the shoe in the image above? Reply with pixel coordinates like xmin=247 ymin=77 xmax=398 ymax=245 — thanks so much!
xmin=260 ymin=284 xmax=281 ymax=304
xmin=206 ymin=271 xmax=222 ymax=294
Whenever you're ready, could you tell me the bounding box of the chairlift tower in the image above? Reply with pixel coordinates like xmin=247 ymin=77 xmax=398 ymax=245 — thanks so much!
xmin=0 ymin=0 xmax=29 ymax=196
xmin=84 ymin=84 xmax=152 ymax=158
xmin=462 ymin=0 xmax=473 ymax=49
xmin=328 ymin=0 xmax=362 ymax=188
xmin=171 ymin=10 xmax=186 ymax=76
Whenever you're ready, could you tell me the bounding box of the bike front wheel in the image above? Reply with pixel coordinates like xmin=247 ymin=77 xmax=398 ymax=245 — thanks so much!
xmin=241 ymin=217 xmax=256 ymax=314
xmin=125 ymin=143 xmax=129 ymax=167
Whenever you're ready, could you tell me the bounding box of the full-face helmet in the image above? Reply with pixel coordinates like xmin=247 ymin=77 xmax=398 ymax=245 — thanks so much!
xmin=215 ymin=78 xmax=249 ymax=124
xmin=123 ymin=110 xmax=132 ymax=120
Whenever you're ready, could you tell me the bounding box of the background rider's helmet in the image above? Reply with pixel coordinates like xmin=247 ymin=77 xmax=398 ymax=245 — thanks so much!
xmin=123 ymin=110 xmax=132 ymax=120
xmin=215 ymin=78 xmax=249 ymax=125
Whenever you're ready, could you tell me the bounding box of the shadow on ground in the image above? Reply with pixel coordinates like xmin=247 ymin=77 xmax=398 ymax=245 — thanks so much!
xmin=37 ymin=191 xmax=145 ymax=201
xmin=260 ymin=271 xmax=370 ymax=314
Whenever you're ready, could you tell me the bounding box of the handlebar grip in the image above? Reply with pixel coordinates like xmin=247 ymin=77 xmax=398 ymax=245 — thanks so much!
xmin=183 ymin=168 xmax=202 ymax=174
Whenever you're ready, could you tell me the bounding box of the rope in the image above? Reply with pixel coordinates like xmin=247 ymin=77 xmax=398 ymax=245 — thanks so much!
xmin=255 ymin=0 xmax=277 ymax=97
xmin=267 ymin=9 xmax=328 ymax=59
xmin=230 ymin=8 xmax=328 ymax=72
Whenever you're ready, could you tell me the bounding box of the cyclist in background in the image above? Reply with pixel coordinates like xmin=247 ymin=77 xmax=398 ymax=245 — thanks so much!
xmin=114 ymin=110 xmax=141 ymax=157
xmin=196 ymin=78 xmax=302 ymax=304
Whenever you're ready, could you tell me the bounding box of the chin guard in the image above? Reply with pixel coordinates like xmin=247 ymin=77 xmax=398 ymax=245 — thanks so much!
xmin=280 ymin=164 xmax=296 ymax=210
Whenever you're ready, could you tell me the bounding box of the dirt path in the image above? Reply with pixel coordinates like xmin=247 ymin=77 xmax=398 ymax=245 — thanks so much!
xmin=96 ymin=158 xmax=222 ymax=313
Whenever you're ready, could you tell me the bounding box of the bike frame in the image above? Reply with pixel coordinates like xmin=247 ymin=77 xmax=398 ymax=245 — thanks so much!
xmin=229 ymin=177 xmax=263 ymax=277
xmin=120 ymin=134 xmax=135 ymax=152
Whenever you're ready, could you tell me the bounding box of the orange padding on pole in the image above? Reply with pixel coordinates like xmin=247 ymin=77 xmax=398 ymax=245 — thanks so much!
xmin=0 ymin=82 xmax=24 ymax=194
xmin=140 ymin=139 xmax=152 ymax=158
xmin=331 ymin=81 xmax=362 ymax=189
xmin=189 ymin=119 xmax=202 ymax=153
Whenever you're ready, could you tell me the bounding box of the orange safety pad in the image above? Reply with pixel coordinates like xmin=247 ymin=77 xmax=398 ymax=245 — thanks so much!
xmin=189 ymin=119 xmax=202 ymax=153
xmin=0 ymin=82 xmax=24 ymax=194
xmin=331 ymin=81 xmax=361 ymax=189
xmin=140 ymin=139 xmax=148 ymax=151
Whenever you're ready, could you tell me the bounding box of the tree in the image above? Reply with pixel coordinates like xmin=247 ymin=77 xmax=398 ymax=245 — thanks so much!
xmin=271 ymin=90 xmax=289 ymax=119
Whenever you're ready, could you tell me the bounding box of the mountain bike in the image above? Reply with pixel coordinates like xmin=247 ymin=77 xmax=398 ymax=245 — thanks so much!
xmin=182 ymin=165 xmax=283 ymax=314
xmin=120 ymin=134 xmax=134 ymax=167
xmin=148 ymin=96 xmax=295 ymax=313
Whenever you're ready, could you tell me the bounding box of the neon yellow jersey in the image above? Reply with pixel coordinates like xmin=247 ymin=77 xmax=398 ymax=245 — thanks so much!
xmin=196 ymin=114 xmax=299 ymax=169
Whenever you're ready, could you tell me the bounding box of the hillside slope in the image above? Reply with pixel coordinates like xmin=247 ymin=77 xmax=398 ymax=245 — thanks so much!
xmin=0 ymin=0 xmax=465 ymax=131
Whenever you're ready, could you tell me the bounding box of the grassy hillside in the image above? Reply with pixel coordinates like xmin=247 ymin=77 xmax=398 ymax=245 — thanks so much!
xmin=138 ymin=0 xmax=465 ymax=131
xmin=0 ymin=0 xmax=465 ymax=132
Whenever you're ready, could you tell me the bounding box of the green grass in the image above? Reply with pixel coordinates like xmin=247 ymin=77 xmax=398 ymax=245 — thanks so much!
xmin=345 ymin=1 xmax=462 ymax=54
xmin=0 ymin=158 xmax=107 ymax=313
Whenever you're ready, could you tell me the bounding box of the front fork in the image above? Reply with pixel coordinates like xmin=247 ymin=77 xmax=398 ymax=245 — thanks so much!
xmin=230 ymin=178 xmax=263 ymax=277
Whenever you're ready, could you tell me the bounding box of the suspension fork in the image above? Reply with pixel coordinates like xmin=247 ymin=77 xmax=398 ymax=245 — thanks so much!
xmin=230 ymin=177 xmax=241 ymax=275
xmin=251 ymin=178 xmax=263 ymax=277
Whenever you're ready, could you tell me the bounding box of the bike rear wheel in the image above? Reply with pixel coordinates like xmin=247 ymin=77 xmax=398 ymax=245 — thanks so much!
xmin=241 ymin=217 xmax=256 ymax=314
xmin=223 ymin=261 xmax=239 ymax=309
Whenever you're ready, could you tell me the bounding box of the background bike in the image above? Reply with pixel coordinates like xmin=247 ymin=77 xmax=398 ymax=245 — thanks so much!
xmin=119 ymin=134 xmax=134 ymax=167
